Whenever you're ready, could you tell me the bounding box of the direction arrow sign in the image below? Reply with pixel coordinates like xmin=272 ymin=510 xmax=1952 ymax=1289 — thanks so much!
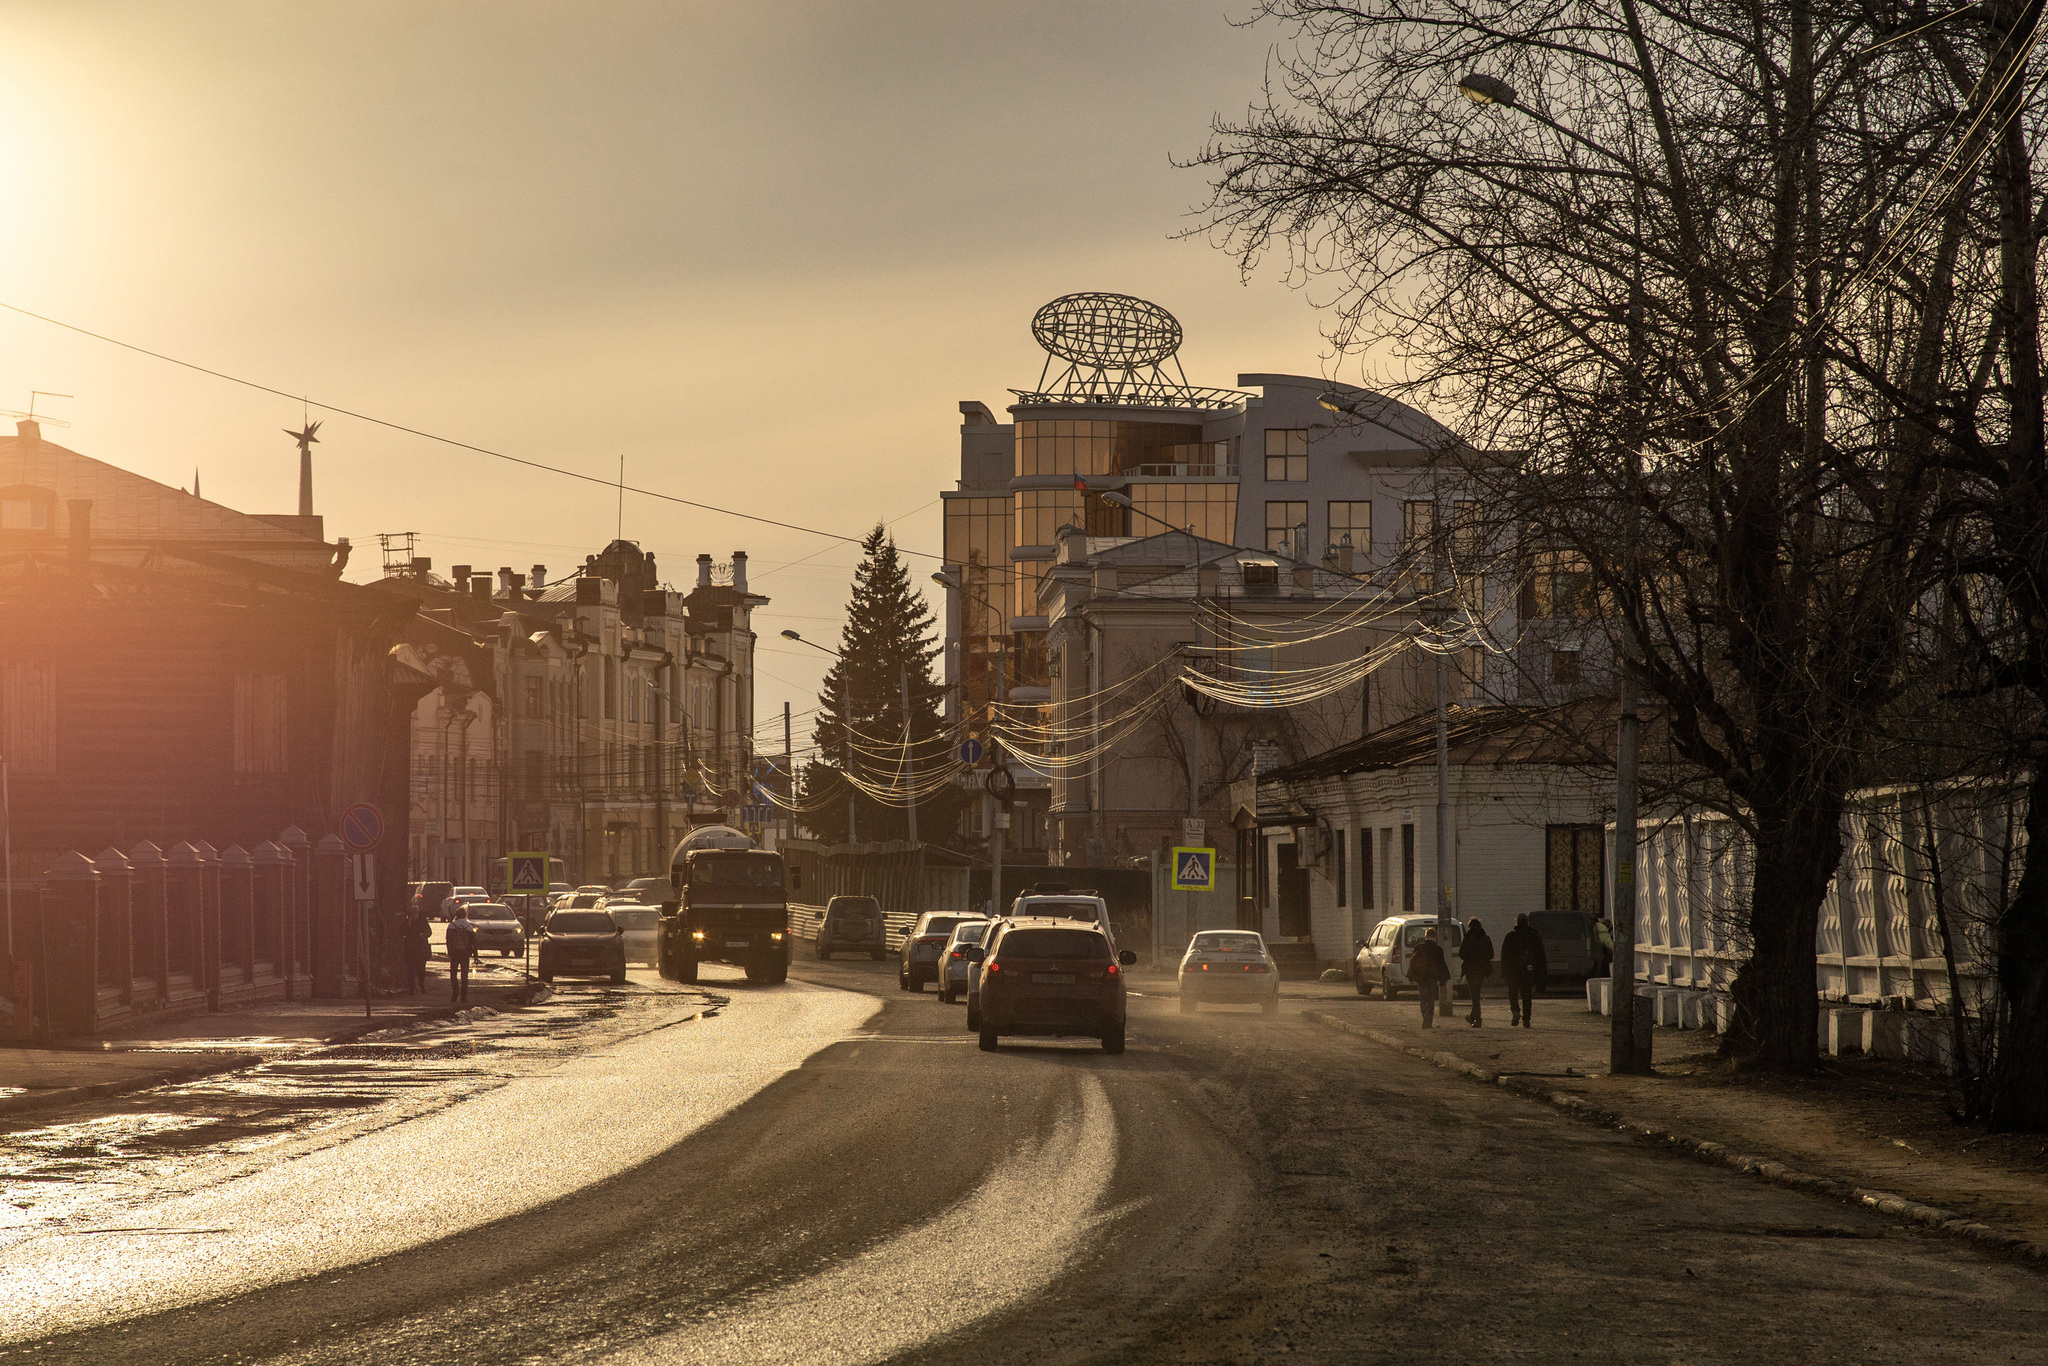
xmin=958 ymin=738 xmax=985 ymax=766
xmin=1169 ymin=846 xmax=1217 ymax=893
xmin=341 ymin=802 xmax=384 ymax=852
xmin=350 ymin=853 xmax=377 ymax=902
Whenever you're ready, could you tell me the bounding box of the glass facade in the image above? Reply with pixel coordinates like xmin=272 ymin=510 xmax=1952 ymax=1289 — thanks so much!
xmin=1129 ymin=483 xmax=1236 ymax=546
xmin=1016 ymin=418 xmax=1211 ymax=478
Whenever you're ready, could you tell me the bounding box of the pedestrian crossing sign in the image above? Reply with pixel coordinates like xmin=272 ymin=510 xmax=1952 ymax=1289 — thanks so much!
xmin=1170 ymin=846 xmax=1217 ymax=892
xmin=508 ymin=852 xmax=548 ymax=893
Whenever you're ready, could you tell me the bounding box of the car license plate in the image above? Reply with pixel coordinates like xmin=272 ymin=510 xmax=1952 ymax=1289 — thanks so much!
xmin=725 ymin=940 xmax=749 ymax=948
xmin=1032 ymin=973 xmax=1076 ymax=984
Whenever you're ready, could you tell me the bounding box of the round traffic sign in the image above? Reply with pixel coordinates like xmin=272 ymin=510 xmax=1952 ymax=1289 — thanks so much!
xmin=985 ymin=767 xmax=1016 ymax=799
xmin=341 ymin=802 xmax=384 ymax=852
xmin=958 ymin=738 xmax=985 ymax=766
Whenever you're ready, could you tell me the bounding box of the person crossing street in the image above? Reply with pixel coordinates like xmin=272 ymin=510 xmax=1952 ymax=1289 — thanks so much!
xmin=446 ymin=908 xmax=478 ymax=1003
xmin=1459 ymin=917 xmax=1495 ymax=1027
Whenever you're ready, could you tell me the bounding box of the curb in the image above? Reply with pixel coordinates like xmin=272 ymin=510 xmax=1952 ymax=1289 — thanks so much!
xmin=0 ymin=1053 xmax=261 ymax=1119
xmin=1299 ymin=1009 xmax=2048 ymax=1263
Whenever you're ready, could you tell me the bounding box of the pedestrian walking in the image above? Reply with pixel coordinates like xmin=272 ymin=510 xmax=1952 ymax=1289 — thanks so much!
xmin=1500 ymin=913 xmax=1548 ymax=1028
xmin=446 ymin=908 xmax=478 ymax=1003
xmin=1407 ymin=928 xmax=1451 ymax=1028
xmin=403 ymin=910 xmax=432 ymax=995
xmin=1459 ymin=916 xmax=1495 ymax=1027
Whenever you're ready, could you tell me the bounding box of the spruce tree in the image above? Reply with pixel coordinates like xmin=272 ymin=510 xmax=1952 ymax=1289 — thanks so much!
xmin=802 ymin=525 xmax=957 ymax=845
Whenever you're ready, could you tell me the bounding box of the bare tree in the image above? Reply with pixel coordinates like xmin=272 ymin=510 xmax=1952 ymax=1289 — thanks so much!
xmin=1189 ymin=0 xmax=1970 ymax=1067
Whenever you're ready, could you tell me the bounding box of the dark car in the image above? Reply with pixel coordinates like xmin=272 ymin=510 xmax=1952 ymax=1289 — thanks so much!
xmin=817 ymin=895 xmax=888 ymax=961
xmin=899 ymin=911 xmax=973 ymax=991
xmin=971 ymin=918 xmax=1134 ymax=1054
xmin=537 ymin=909 xmax=628 ymax=984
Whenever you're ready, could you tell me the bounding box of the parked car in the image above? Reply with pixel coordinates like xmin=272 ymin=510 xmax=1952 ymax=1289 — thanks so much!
xmin=537 ymin=909 xmax=628 ymax=983
xmin=816 ymin=895 xmax=889 ymax=961
xmin=1352 ymin=915 xmax=1464 ymax=999
xmin=899 ymin=912 xmax=974 ymax=991
xmin=1527 ymin=909 xmax=1610 ymax=983
xmin=936 ymin=919 xmax=990 ymax=1002
xmin=440 ymin=886 xmax=489 ymax=920
xmin=1177 ymin=930 xmax=1280 ymax=1014
xmin=467 ymin=902 xmax=526 ymax=957
xmin=608 ymin=905 xmax=662 ymax=966
xmin=970 ymin=918 xmax=1134 ymax=1053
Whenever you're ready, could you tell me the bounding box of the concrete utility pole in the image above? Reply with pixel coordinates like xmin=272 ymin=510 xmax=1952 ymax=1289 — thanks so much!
xmin=991 ymin=653 xmax=1005 ymax=913
xmin=900 ymin=666 xmax=918 ymax=845
xmin=844 ymin=671 xmax=856 ymax=844
xmin=783 ymin=701 xmax=793 ymax=848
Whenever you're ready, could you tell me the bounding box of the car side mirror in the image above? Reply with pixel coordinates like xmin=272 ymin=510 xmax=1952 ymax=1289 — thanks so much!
xmin=966 ymin=946 xmax=986 ymax=963
xmin=1118 ymin=950 xmax=1137 ymax=966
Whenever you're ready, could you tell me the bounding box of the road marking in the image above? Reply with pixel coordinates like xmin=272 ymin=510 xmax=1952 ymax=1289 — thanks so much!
xmin=0 ymin=984 xmax=878 ymax=1343
xmin=607 ymin=1071 xmax=1119 ymax=1366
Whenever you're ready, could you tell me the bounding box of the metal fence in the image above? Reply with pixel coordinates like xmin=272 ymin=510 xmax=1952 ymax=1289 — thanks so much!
xmin=781 ymin=839 xmax=971 ymax=949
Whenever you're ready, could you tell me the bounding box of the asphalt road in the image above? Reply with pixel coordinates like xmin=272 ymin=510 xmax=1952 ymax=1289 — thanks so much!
xmin=9 ymin=957 xmax=2048 ymax=1364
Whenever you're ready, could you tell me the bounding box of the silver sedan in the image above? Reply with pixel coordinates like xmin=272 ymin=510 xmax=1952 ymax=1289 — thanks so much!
xmin=1177 ymin=930 xmax=1280 ymax=1014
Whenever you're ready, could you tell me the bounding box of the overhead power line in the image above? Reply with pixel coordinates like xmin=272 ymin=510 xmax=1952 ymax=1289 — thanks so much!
xmin=0 ymin=299 xmax=941 ymax=560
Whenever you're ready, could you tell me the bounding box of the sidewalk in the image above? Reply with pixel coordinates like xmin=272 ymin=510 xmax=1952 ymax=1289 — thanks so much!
xmin=1300 ymin=990 xmax=2048 ymax=1259
xmin=0 ymin=958 xmax=540 ymax=1117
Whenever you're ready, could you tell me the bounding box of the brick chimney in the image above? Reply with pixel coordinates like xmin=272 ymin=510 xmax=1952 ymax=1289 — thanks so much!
xmin=497 ymin=566 xmax=516 ymax=595
xmin=451 ymin=564 xmax=471 ymax=591
xmin=530 ymin=564 xmax=547 ymax=592
xmin=731 ymin=550 xmax=748 ymax=593
xmin=696 ymin=553 xmax=713 ymax=588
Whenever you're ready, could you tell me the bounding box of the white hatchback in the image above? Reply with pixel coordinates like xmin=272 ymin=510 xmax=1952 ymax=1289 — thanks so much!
xmin=1352 ymin=915 xmax=1464 ymax=999
xmin=1177 ymin=930 xmax=1280 ymax=1014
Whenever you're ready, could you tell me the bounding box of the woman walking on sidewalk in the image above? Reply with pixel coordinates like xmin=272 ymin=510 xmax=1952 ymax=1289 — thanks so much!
xmin=1500 ymin=913 xmax=1547 ymax=1028
xmin=1460 ymin=917 xmax=1495 ymax=1027
xmin=1408 ymin=928 xmax=1450 ymax=1028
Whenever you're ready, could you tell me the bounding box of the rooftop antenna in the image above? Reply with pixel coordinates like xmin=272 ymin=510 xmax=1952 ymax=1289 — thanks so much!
xmin=617 ymin=454 xmax=625 ymax=542
xmin=0 ymin=392 xmax=74 ymax=428
xmin=285 ymin=417 xmax=322 ymax=517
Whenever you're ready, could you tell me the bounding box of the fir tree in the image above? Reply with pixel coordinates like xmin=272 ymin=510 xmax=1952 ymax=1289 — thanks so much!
xmin=802 ymin=525 xmax=957 ymax=845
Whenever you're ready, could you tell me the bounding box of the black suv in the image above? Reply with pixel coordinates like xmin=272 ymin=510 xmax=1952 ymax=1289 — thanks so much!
xmin=817 ymin=895 xmax=887 ymax=961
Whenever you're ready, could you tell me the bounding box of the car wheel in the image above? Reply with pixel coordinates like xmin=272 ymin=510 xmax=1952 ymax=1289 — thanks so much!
xmin=978 ymin=1025 xmax=999 ymax=1052
xmin=817 ymin=945 xmax=831 ymax=961
xmin=1353 ymin=968 xmax=1370 ymax=996
xmin=966 ymin=1000 xmax=981 ymax=1031
xmin=1380 ymin=977 xmax=1400 ymax=1001
xmin=938 ymin=985 xmax=953 ymax=1004
xmin=610 ymin=971 xmax=626 ymax=984
xmin=870 ymin=949 xmax=886 ymax=961
xmin=677 ymin=954 xmax=698 ymax=985
xmin=898 ymin=966 xmax=911 ymax=991
xmin=1101 ymin=1021 xmax=1126 ymax=1054
xmin=539 ymin=972 xmax=553 ymax=983
xmin=1179 ymin=992 xmax=1197 ymax=1014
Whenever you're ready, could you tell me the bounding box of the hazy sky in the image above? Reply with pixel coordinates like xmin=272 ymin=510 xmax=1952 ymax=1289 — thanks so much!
xmin=0 ymin=1 xmax=1346 ymax=744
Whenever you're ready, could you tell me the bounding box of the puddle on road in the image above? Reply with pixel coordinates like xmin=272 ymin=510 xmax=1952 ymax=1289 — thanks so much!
xmin=0 ymin=982 xmax=714 ymax=1238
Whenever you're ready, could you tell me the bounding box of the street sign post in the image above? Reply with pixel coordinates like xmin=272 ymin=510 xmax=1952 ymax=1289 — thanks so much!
xmin=1170 ymin=847 xmax=1216 ymax=893
xmin=349 ymin=852 xmax=376 ymax=1020
xmin=341 ymin=803 xmax=384 ymax=852
xmin=507 ymin=852 xmax=548 ymax=895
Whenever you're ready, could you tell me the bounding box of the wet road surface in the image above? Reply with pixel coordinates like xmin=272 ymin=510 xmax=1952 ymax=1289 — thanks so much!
xmin=5 ymin=957 xmax=2047 ymax=1363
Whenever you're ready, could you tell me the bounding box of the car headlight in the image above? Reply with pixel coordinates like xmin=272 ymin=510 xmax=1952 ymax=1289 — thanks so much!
xmin=770 ymin=931 xmax=785 ymax=941
xmin=691 ymin=930 xmax=705 ymax=941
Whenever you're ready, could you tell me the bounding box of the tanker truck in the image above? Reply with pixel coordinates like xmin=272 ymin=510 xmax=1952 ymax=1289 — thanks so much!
xmin=657 ymin=825 xmax=792 ymax=985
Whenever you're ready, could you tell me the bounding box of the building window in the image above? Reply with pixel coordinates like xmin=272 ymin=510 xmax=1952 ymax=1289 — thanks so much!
xmin=526 ymin=749 xmax=544 ymax=792
xmin=1547 ymin=824 xmax=1606 ymax=912
xmin=1265 ymin=501 xmax=1308 ymax=559
xmin=1 ymin=662 xmax=56 ymax=774
xmin=233 ymin=674 xmax=288 ymax=774
xmin=1335 ymin=828 xmax=1347 ymax=906
xmin=1359 ymin=829 xmax=1374 ymax=910
xmin=1551 ymin=648 xmax=1582 ymax=685
xmin=1400 ymin=823 xmax=1416 ymax=913
xmin=1521 ymin=548 xmax=1596 ymax=619
xmin=1403 ymin=500 xmax=1436 ymax=553
xmin=1 ymin=496 xmax=51 ymax=530
xmin=1264 ymin=428 xmax=1307 ymax=482
xmin=1328 ymin=501 xmax=1369 ymax=552
xmin=525 ymin=677 xmax=543 ymax=720
xmin=604 ymin=656 xmax=618 ymax=720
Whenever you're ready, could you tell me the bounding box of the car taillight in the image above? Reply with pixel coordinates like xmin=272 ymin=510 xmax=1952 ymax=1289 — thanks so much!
xmin=987 ymin=962 xmax=1001 ymax=973
xmin=1246 ymin=964 xmax=1270 ymax=973
xmin=949 ymin=949 xmax=963 ymax=959
xmin=1106 ymin=963 xmax=1119 ymax=975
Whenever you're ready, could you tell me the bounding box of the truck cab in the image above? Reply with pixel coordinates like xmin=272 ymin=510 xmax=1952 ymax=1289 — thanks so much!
xmin=657 ymin=825 xmax=791 ymax=985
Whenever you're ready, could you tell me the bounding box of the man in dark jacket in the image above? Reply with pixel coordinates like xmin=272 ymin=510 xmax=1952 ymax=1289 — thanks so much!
xmin=1407 ymin=928 xmax=1451 ymax=1028
xmin=1500 ymin=913 xmax=1548 ymax=1028
xmin=446 ymin=910 xmax=478 ymax=1003
xmin=1459 ymin=917 xmax=1495 ymax=1027
xmin=403 ymin=911 xmax=432 ymax=995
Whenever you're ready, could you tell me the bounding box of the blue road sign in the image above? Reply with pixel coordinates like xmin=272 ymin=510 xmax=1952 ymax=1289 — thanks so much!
xmin=958 ymin=738 xmax=985 ymax=766
xmin=1170 ymin=846 xmax=1217 ymax=892
xmin=341 ymin=802 xmax=384 ymax=852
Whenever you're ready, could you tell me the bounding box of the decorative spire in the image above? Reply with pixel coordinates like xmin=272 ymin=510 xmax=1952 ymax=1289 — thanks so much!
xmin=192 ymin=467 xmax=201 ymax=499
xmin=285 ymin=421 xmax=322 ymax=517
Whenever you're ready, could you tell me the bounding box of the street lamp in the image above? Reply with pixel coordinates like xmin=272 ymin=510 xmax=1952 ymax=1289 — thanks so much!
xmin=934 ymin=568 xmax=1009 ymax=910
xmin=782 ymin=629 xmax=858 ymax=844
xmin=1456 ymin=73 xmax=1518 ymax=107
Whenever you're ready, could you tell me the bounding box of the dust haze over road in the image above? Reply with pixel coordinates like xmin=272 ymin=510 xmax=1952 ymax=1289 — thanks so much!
xmin=5 ymin=958 xmax=2044 ymax=1364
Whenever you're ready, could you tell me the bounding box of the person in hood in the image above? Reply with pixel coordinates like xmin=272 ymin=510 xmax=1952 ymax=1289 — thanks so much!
xmin=1459 ymin=916 xmax=1495 ymax=1027
xmin=402 ymin=910 xmax=432 ymax=995
xmin=1500 ymin=913 xmax=1548 ymax=1028
xmin=1407 ymin=927 xmax=1451 ymax=1028
xmin=446 ymin=908 xmax=478 ymax=1003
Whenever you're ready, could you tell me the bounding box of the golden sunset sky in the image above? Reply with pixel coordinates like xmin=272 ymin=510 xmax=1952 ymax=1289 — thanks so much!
xmin=0 ymin=1 xmax=1344 ymax=742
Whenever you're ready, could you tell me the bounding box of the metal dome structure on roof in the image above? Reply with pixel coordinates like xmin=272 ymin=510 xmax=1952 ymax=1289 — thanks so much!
xmin=1012 ymin=292 xmax=1244 ymax=410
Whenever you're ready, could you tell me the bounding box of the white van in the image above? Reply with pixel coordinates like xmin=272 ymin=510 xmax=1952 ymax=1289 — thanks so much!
xmin=1352 ymin=915 xmax=1464 ymax=999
